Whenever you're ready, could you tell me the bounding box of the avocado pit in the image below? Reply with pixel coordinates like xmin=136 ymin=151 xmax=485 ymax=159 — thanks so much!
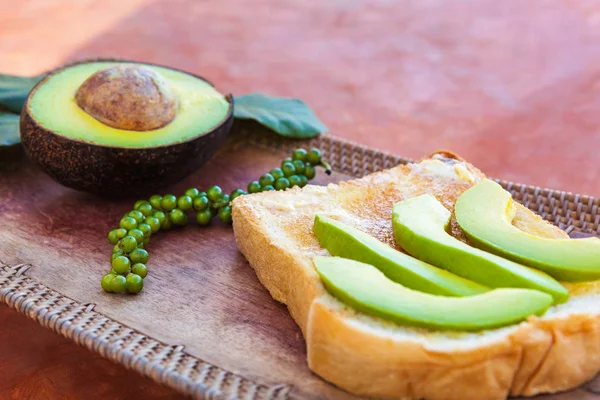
xmin=74 ymin=65 xmax=178 ymax=131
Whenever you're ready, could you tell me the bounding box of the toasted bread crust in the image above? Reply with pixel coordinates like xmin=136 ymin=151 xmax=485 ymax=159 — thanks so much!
xmin=232 ymin=156 xmax=600 ymax=399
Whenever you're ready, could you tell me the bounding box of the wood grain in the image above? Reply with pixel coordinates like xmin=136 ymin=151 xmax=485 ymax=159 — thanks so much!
xmin=0 ymin=134 xmax=352 ymax=399
xmin=1 ymin=131 xmax=598 ymax=399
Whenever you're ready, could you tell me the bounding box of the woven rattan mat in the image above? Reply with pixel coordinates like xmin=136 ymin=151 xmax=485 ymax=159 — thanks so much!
xmin=1 ymin=125 xmax=598 ymax=399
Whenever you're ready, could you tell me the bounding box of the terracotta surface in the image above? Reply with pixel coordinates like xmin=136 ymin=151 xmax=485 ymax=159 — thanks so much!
xmin=2 ymin=0 xmax=600 ymax=398
xmin=0 ymin=304 xmax=181 ymax=400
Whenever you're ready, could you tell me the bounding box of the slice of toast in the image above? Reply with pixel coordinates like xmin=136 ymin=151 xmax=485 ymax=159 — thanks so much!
xmin=231 ymin=151 xmax=600 ymax=400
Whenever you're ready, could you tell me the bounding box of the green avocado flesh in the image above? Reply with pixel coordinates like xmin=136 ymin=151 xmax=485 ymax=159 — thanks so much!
xmin=392 ymin=195 xmax=568 ymax=303
xmin=28 ymin=62 xmax=229 ymax=148
xmin=313 ymin=214 xmax=488 ymax=297
xmin=455 ymin=180 xmax=600 ymax=282
xmin=314 ymin=256 xmax=553 ymax=331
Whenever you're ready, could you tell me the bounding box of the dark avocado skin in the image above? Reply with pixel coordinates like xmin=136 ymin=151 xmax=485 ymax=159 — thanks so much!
xmin=20 ymin=58 xmax=233 ymax=197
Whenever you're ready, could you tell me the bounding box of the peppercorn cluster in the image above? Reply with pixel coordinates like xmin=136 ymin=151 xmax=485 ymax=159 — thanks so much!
xmin=101 ymin=148 xmax=330 ymax=294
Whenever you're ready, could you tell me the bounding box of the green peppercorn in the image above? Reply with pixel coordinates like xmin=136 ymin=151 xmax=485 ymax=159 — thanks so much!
xmin=292 ymin=148 xmax=308 ymax=162
xmin=259 ymin=173 xmax=275 ymax=187
xmin=133 ymin=200 xmax=147 ymax=209
xmin=298 ymin=175 xmax=308 ymax=187
xmin=282 ymin=157 xmax=293 ymax=165
xmin=137 ymin=202 xmax=154 ymax=217
xmin=119 ymin=236 xmax=138 ymax=252
xmin=307 ymin=148 xmax=322 ymax=165
xmin=230 ymin=189 xmax=246 ymax=201
xmin=120 ymin=216 xmax=137 ymax=231
xmin=281 ymin=162 xmax=296 ymax=177
xmin=143 ymin=237 xmax=150 ymax=246
xmin=113 ymin=244 xmax=122 ymax=254
xmin=128 ymin=210 xmax=145 ymax=224
xmin=161 ymin=194 xmax=177 ymax=211
xmin=101 ymin=273 xmax=116 ymax=292
xmin=130 ymin=248 xmax=149 ymax=264
xmin=112 ymin=256 xmax=131 ymax=275
xmin=293 ymin=160 xmax=306 ymax=175
xmin=177 ymin=195 xmax=193 ymax=211
xmin=109 ymin=268 xmax=118 ymax=275
xmin=212 ymin=194 xmax=230 ymax=209
xmin=127 ymin=229 xmax=144 ymax=244
xmin=169 ymin=209 xmax=188 ymax=226
xmin=218 ymin=205 xmax=233 ymax=224
xmin=288 ymin=175 xmax=302 ymax=187
xmin=149 ymin=195 xmax=163 ymax=210
xmin=137 ymin=223 xmax=152 ymax=238
xmin=247 ymin=181 xmax=261 ymax=194
xmin=260 ymin=185 xmax=275 ymax=192
xmin=207 ymin=185 xmax=223 ymax=202
xmin=196 ymin=209 xmax=212 ymax=226
xmin=275 ymin=177 xmax=291 ymax=190
xmin=110 ymin=275 xmax=127 ymax=293
xmin=108 ymin=229 xmax=120 ymax=245
xmin=126 ymin=273 xmax=144 ymax=294
xmin=153 ymin=211 xmax=166 ymax=224
xmin=161 ymin=217 xmax=173 ymax=231
xmin=270 ymin=168 xmax=284 ymax=180
xmin=184 ymin=187 xmax=200 ymax=198
xmin=145 ymin=216 xmax=161 ymax=233
xmin=305 ymin=164 xmax=316 ymax=180
xmin=131 ymin=263 xmax=148 ymax=279
xmin=193 ymin=195 xmax=210 ymax=211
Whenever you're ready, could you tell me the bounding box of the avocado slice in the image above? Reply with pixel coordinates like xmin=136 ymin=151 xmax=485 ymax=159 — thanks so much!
xmin=455 ymin=180 xmax=600 ymax=282
xmin=20 ymin=59 xmax=233 ymax=196
xmin=313 ymin=214 xmax=488 ymax=297
xmin=314 ymin=256 xmax=553 ymax=331
xmin=392 ymin=195 xmax=568 ymax=303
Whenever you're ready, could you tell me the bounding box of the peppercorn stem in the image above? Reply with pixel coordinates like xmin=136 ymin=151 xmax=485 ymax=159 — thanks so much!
xmin=321 ymin=161 xmax=332 ymax=175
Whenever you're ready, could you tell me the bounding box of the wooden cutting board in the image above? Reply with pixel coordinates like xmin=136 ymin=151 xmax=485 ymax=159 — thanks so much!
xmin=0 ymin=125 xmax=598 ymax=399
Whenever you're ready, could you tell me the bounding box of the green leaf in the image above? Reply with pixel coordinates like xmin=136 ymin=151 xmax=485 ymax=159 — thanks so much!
xmin=0 ymin=74 xmax=44 ymax=113
xmin=0 ymin=111 xmax=21 ymax=146
xmin=233 ymin=93 xmax=327 ymax=138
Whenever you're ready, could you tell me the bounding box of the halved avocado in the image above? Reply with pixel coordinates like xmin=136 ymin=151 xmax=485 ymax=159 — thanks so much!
xmin=20 ymin=59 xmax=233 ymax=196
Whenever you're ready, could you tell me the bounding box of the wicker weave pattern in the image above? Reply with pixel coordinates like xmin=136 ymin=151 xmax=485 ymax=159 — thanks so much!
xmin=1 ymin=130 xmax=598 ymax=399
xmin=0 ymin=261 xmax=292 ymax=399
